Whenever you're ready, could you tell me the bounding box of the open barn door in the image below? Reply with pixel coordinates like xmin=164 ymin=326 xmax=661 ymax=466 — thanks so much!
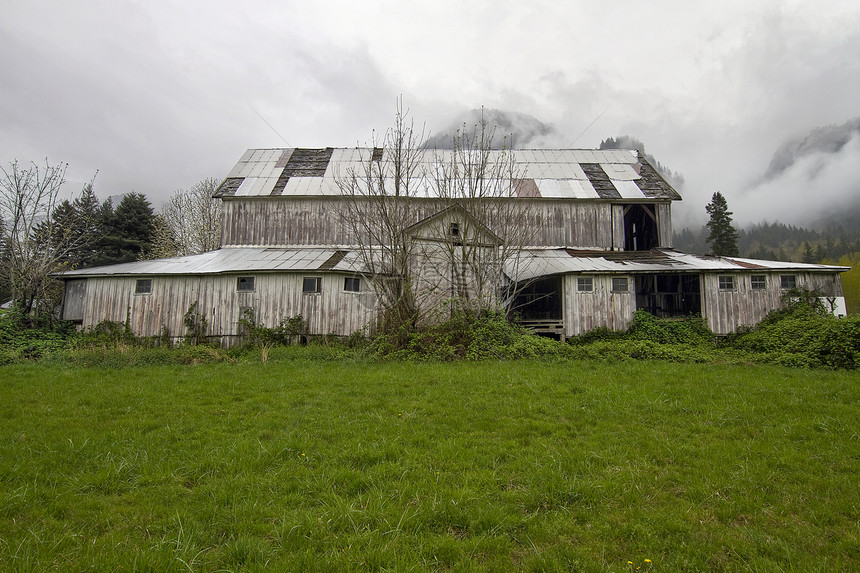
xmin=623 ymin=204 xmax=659 ymax=251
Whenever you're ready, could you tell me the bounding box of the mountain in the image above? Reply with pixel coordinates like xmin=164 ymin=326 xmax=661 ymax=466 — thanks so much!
xmin=422 ymin=109 xmax=559 ymax=150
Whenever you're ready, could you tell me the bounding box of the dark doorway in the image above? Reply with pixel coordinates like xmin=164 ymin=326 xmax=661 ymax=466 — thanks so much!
xmin=511 ymin=275 xmax=565 ymax=339
xmin=635 ymin=274 xmax=701 ymax=317
xmin=512 ymin=276 xmax=563 ymax=321
xmin=623 ymin=205 xmax=659 ymax=251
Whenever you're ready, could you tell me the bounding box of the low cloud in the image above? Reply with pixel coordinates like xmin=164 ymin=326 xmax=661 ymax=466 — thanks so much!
xmin=763 ymin=118 xmax=860 ymax=180
xmin=735 ymin=128 xmax=860 ymax=227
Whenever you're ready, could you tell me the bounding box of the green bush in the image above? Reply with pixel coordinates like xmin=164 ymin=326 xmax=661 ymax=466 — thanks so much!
xmin=732 ymin=307 xmax=859 ymax=370
xmin=627 ymin=310 xmax=714 ymax=346
xmin=372 ymin=311 xmax=571 ymax=361
xmin=0 ymin=306 xmax=75 ymax=361
xmin=238 ymin=308 xmax=308 ymax=348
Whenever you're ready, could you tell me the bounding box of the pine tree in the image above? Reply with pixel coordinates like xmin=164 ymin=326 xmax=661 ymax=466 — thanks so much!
xmin=802 ymin=242 xmax=816 ymax=263
xmin=705 ymin=192 xmax=739 ymax=256
xmin=90 ymin=193 xmax=156 ymax=265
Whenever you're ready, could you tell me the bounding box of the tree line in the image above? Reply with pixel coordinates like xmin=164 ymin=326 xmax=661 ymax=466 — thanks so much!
xmin=674 ymin=216 xmax=860 ymax=263
xmin=0 ymin=160 xmax=220 ymax=321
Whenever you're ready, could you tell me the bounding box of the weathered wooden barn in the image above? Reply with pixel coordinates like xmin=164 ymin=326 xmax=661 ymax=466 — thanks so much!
xmin=59 ymin=147 xmax=848 ymax=344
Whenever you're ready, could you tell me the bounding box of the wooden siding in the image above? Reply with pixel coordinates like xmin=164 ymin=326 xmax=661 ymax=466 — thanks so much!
xmin=655 ymin=203 xmax=672 ymax=248
xmin=220 ymin=197 xmax=661 ymax=250
xmin=701 ymin=271 xmax=844 ymax=334
xmin=563 ymin=274 xmax=636 ymax=336
xmin=75 ymin=273 xmax=378 ymax=344
xmin=61 ymin=279 xmax=87 ymax=321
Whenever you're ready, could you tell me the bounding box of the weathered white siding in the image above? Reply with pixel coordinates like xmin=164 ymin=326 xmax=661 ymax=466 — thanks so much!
xmin=655 ymin=203 xmax=672 ymax=248
xmin=701 ymin=271 xmax=844 ymax=334
xmin=563 ymin=274 xmax=636 ymax=336
xmin=221 ymin=197 xmax=655 ymax=250
xmin=61 ymin=279 xmax=87 ymax=321
xmin=611 ymin=205 xmax=625 ymax=250
xmin=76 ymin=273 xmax=377 ymax=344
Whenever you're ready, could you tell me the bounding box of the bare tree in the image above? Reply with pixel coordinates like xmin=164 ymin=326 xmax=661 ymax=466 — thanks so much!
xmin=0 ymin=159 xmax=96 ymax=317
xmin=337 ymin=105 xmax=537 ymax=336
xmin=424 ymin=118 xmax=535 ymax=316
xmin=335 ymin=102 xmax=426 ymax=339
xmin=154 ymin=178 xmax=222 ymax=257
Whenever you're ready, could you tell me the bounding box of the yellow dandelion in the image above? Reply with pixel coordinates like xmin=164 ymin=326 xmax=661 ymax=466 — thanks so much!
xmin=628 ymin=561 xmax=633 ymax=565
xmin=645 ymin=559 xmax=652 ymax=563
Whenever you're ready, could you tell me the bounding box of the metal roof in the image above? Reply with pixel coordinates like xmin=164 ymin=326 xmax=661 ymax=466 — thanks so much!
xmin=214 ymin=147 xmax=681 ymax=201
xmin=509 ymin=249 xmax=851 ymax=281
xmin=58 ymin=248 xmax=368 ymax=278
xmin=60 ymin=247 xmax=848 ymax=281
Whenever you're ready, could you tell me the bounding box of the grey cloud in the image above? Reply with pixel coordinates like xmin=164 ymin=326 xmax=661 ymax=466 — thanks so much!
xmin=735 ymin=131 xmax=860 ymax=227
xmin=422 ymin=108 xmax=561 ymax=149
xmin=764 ymin=118 xmax=860 ymax=180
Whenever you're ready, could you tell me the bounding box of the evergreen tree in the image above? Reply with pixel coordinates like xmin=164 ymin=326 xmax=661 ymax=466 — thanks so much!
xmin=705 ymin=192 xmax=739 ymax=256
xmin=802 ymin=242 xmax=816 ymax=263
xmin=35 ymin=183 xmax=102 ymax=269
xmin=90 ymin=192 xmax=156 ymax=265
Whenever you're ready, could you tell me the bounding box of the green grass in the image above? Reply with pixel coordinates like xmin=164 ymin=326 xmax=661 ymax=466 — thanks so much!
xmin=1 ymin=358 xmax=858 ymax=571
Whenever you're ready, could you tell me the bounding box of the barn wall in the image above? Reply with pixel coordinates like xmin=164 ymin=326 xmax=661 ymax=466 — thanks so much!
xmin=701 ymin=271 xmax=843 ymax=334
xmin=76 ymin=273 xmax=377 ymax=344
xmin=61 ymin=279 xmax=87 ymax=321
xmin=656 ymin=203 xmax=672 ymax=248
xmin=563 ymin=274 xmax=636 ymax=337
xmin=610 ymin=205 xmax=625 ymax=250
xmin=221 ymin=197 xmax=628 ymax=250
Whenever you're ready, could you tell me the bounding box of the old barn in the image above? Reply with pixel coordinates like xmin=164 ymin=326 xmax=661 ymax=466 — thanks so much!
xmin=59 ymin=147 xmax=848 ymax=344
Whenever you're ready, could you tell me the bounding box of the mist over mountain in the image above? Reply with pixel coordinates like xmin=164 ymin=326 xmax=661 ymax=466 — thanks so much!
xmin=764 ymin=118 xmax=860 ymax=180
xmin=423 ymin=109 xmax=562 ymax=150
xmin=735 ymin=118 xmax=860 ymax=227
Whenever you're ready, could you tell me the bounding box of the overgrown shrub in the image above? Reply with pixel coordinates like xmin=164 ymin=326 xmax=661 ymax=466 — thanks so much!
xmin=372 ymin=311 xmax=572 ymax=361
xmin=184 ymin=302 xmax=209 ymax=346
xmin=566 ymin=312 xmax=718 ymax=364
xmin=0 ymin=306 xmax=75 ymax=362
xmin=627 ymin=310 xmax=715 ymax=346
xmin=731 ymin=296 xmax=859 ymax=369
xmin=238 ymin=309 xmax=308 ymax=348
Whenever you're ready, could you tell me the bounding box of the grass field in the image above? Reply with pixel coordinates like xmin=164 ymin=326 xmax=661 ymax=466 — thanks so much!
xmin=1 ymin=355 xmax=858 ymax=571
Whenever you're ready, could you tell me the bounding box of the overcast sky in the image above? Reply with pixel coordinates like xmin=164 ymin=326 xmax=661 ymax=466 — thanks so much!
xmin=2 ymin=0 xmax=858 ymax=227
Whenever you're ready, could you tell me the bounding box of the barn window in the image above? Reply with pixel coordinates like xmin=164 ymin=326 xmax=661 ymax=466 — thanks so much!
xmin=611 ymin=277 xmax=628 ymax=292
xmin=449 ymin=222 xmax=460 ymax=237
xmin=237 ymin=276 xmax=255 ymax=292
xmin=751 ymin=275 xmax=767 ymax=290
xmin=780 ymin=275 xmax=796 ymax=290
xmin=303 ymin=277 xmax=321 ymax=293
xmin=135 ymin=279 xmax=152 ymax=294
xmin=718 ymin=276 xmax=735 ymax=290
xmin=577 ymin=277 xmax=593 ymax=292
xmin=344 ymin=276 xmax=360 ymax=292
